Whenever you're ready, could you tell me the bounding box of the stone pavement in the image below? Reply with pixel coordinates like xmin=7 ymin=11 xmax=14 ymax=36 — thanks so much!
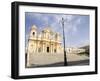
xmin=27 ymin=53 xmax=89 ymax=67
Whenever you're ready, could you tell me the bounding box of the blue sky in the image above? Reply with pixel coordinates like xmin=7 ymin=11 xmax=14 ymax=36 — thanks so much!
xmin=25 ymin=12 xmax=89 ymax=48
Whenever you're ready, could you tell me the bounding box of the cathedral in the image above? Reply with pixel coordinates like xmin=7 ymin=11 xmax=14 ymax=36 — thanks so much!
xmin=27 ymin=25 xmax=63 ymax=54
xmin=26 ymin=25 xmax=86 ymax=67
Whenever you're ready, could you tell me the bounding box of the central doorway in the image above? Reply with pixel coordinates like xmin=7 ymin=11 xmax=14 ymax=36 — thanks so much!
xmin=47 ymin=47 xmax=49 ymax=53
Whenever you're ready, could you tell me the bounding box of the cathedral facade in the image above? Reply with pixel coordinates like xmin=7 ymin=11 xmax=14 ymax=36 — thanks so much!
xmin=26 ymin=25 xmax=86 ymax=67
xmin=27 ymin=25 xmax=63 ymax=54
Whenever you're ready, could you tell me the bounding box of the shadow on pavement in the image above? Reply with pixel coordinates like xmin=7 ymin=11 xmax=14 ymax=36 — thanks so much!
xmin=26 ymin=59 xmax=89 ymax=68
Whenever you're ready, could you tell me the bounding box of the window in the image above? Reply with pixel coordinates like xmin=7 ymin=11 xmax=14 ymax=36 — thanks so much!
xmin=38 ymin=48 xmax=41 ymax=52
xmin=33 ymin=32 xmax=35 ymax=36
xmin=54 ymin=49 xmax=56 ymax=53
xmin=47 ymin=47 xmax=49 ymax=53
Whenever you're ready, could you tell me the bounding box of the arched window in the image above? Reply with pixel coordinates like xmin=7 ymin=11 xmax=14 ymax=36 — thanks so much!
xmin=47 ymin=47 xmax=49 ymax=53
xmin=54 ymin=49 xmax=56 ymax=53
xmin=33 ymin=32 xmax=35 ymax=36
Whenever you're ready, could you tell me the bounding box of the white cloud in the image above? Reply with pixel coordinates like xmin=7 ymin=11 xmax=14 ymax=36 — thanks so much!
xmin=27 ymin=13 xmax=82 ymax=33
xmin=27 ymin=13 xmax=50 ymax=27
xmin=78 ymin=39 xmax=89 ymax=47
xmin=72 ymin=26 xmax=77 ymax=32
xmin=64 ymin=17 xmax=81 ymax=34
xmin=27 ymin=13 xmax=80 ymax=34
xmin=26 ymin=12 xmax=89 ymax=48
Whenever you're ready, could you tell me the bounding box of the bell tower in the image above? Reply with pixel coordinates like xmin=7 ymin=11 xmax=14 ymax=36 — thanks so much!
xmin=29 ymin=25 xmax=37 ymax=39
xmin=27 ymin=25 xmax=37 ymax=67
xmin=28 ymin=25 xmax=37 ymax=53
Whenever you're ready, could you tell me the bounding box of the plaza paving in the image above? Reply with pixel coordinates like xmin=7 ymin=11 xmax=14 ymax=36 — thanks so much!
xmin=27 ymin=53 xmax=89 ymax=68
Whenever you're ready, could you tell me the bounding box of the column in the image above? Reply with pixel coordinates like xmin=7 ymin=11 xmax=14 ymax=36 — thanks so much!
xmin=52 ymin=44 xmax=53 ymax=53
xmin=43 ymin=43 xmax=44 ymax=53
xmin=52 ymin=43 xmax=54 ymax=53
xmin=36 ymin=41 xmax=39 ymax=53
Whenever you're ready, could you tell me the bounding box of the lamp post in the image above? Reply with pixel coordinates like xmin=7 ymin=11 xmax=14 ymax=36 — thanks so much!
xmin=61 ymin=17 xmax=68 ymax=66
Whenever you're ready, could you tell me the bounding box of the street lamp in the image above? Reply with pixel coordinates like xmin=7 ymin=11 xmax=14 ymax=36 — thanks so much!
xmin=61 ymin=17 xmax=68 ymax=66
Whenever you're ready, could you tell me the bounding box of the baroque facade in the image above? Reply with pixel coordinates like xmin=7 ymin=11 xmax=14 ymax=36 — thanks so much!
xmin=27 ymin=25 xmax=62 ymax=54
xmin=26 ymin=25 xmax=86 ymax=67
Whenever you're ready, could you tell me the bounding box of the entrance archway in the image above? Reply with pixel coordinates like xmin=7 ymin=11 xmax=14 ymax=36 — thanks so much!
xmin=47 ymin=47 xmax=49 ymax=53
